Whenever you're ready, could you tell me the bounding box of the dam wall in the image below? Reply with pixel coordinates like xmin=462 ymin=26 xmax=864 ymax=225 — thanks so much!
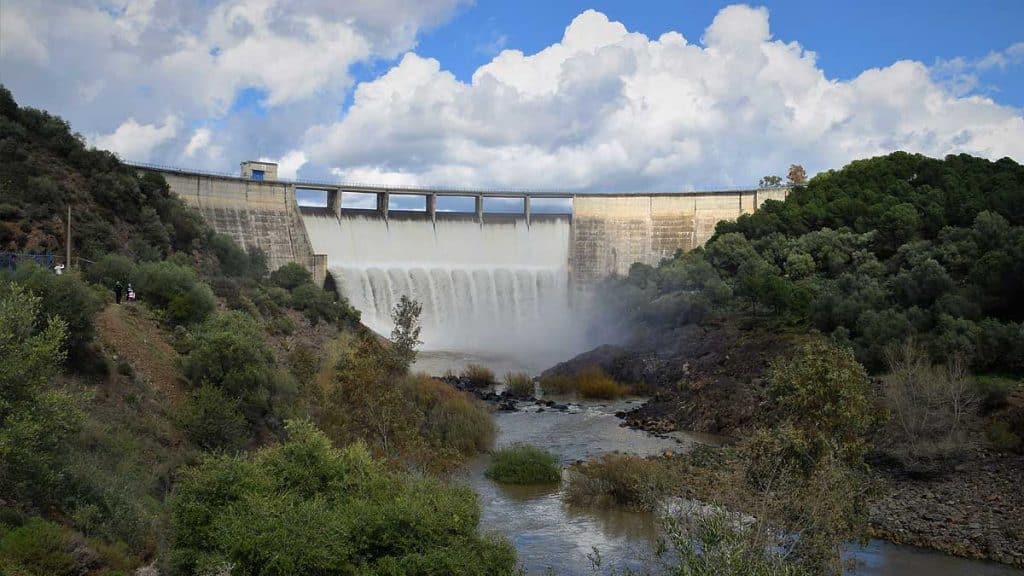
xmin=139 ymin=162 xmax=788 ymax=354
xmin=571 ymin=188 xmax=789 ymax=283
xmin=157 ymin=169 xmax=326 ymax=284
xmin=302 ymin=210 xmax=579 ymax=357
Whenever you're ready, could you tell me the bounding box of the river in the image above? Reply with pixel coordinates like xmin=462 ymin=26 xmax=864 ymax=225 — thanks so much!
xmin=416 ymin=352 xmax=1023 ymax=575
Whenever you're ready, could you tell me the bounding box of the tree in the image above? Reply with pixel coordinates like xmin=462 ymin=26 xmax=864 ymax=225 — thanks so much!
xmin=0 ymin=282 xmax=81 ymax=505
xmin=787 ymin=164 xmax=808 ymax=186
xmin=759 ymin=175 xmax=783 ymax=188
xmin=390 ymin=295 xmax=423 ymax=371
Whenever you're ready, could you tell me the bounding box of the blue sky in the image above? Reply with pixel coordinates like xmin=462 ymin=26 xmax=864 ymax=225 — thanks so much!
xmin=1 ymin=0 xmax=1021 ymax=190
xmin=414 ymin=1 xmax=1024 ymax=104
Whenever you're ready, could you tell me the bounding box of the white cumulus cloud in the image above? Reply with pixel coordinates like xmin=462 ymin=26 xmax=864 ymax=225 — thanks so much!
xmin=93 ymin=116 xmax=180 ymax=161
xmin=305 ymin=7 xmax=1024 ymax=190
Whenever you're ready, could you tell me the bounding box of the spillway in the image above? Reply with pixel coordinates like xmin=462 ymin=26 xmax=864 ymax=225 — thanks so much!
xmin=301 ymin=212 xmax=588 ymax=359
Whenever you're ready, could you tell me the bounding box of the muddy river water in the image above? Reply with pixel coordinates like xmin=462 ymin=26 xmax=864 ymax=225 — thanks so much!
xmin=416 ymin=353 xmax=1023 ymax=575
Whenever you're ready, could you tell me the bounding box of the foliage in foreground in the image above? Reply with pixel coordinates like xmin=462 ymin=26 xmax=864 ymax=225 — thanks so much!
xmin=170 ymin=420 xmax=517 ymax=576
xmin=0 ymin=282 xmax=80 ymax=508
xmin=486 ymin=444 xmax=561 ymax=485
xmin=651 ymin=339 xmax=877 ymax=576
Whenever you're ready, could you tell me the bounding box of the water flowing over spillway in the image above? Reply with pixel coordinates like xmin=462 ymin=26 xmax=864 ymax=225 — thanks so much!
xmin=302 ymin=212 xmax=589 ymax=361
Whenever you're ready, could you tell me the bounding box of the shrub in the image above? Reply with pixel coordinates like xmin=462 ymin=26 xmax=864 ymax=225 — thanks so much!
xmin=662 ymin=510 xmax=812 ymax=576
xmin=178 ymin=385 xmax=247 ymax=452
xmin=132 ymin=260 xmax=216 ymax=324
xmin=881 ymin=340 xmax=978 ymax=464
xmin=0 ymin=517 xmax=79 ymax=576
xmin=403 ymin=374 xmax=497 ymax=458
xmin=291 ymin=282 xmax=360 ymax=326
xmin=167 ymin=283 xmax=216 ymax=325
xmin=503 ymin=372 xmax=534 ymax=398
xmin=485 ymin=444 xmax=561 ymax=485
xmin=986 ymin=419 xmax=1022 ymax=452
xmin=169 ymin=420 xmax=517 ymax=575
xmin=461 ymin=363 xmax=495 ymax=386
xmin=267 ymin=314 xmax=297 ymax=336
xmin=0 ymin=283 xmax=81 ymax=506
xmin=270 ymin=262 xmax=312 ymax=291
xmin=575 ymin=367 xmax=630 ymax=400
xmin=539 ymin=374 xmax=576 ymax=395
xmin=85 ymin=253 xmax=135 ymax=289
xmin=974 ymin=375 xmax=1021 ymax=411
xmin=565 ymin=454 xmax=671 ymax=511
xmin=769 ymin=338 xmax=877 ymax=466
xmin=183 ymin=312 xmax=283 ymax=426
xmin=13 ymin=264 xmax=102 ymax=362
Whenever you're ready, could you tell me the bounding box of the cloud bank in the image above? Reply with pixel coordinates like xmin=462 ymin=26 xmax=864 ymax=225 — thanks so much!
xmin=1 ymin=2 xmax=1021 ymax=189
xmin=306 ymin=7 xmax=1024 ymax=190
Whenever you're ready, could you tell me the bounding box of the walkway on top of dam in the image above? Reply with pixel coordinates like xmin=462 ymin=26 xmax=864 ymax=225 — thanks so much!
xmin=125 ymin=160 xmax=780 ymax=198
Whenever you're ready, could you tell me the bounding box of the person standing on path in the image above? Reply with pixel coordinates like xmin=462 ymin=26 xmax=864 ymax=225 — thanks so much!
xmin=114 ymin=280 xmax=123 ymax=304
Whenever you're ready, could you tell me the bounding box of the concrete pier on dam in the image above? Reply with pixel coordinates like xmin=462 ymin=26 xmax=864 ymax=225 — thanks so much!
xmin=136 ymin=160 xmax=787 ymax=354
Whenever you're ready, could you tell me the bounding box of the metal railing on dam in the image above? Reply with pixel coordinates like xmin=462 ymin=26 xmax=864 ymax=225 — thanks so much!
xmin=124 ymin=160 xmax=776 ymax=198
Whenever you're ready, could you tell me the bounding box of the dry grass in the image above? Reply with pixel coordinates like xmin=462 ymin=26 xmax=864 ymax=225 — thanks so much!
xmin=575 ymin=367 xmax=631 ymax=400
xmin=461 ymin=363 xmax=496 ymax=386
xmin=565 ymin=453 xmax=671 ymax=511
xmin=402 ymin=373 xmax=497 ymax=458
xmin=539 ymin=374 xmax=576 ymax=395
xmin=539 ymin=367 xmax=631 ymax=400
xmin=503 ymin=372 xmax=535 ymax=397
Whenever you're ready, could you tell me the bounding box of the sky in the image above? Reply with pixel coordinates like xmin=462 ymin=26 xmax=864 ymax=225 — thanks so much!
xmin=1 ymin=0 xmax=1022 ymax=191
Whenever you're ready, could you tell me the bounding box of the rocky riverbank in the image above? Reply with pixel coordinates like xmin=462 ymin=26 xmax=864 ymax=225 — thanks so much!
xmin=543 ymin=322 xmax=1024 ymax=569
xmin=868 ymin=448 xmax=1024 ymax=568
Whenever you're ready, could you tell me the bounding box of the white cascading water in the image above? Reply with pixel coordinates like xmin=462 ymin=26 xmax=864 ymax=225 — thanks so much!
xmin=302 ymin=212 xmax=589 ymax=361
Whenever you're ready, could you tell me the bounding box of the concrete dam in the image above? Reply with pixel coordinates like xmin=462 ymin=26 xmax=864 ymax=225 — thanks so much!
xmin=141 ymin=161 xmax=788 ymax=356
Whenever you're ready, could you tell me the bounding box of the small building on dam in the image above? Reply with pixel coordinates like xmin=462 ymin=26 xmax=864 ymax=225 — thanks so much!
xmin=137 ymin=160 xmax=788 ymax=353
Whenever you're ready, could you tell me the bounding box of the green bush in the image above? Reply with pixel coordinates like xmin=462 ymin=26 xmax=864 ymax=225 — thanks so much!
xmin=974 ymin=375 xmax=1021 ymax=411
xmin=502 ymin=372 xmax=534 ymax=398
xmin=0 ymin=517 xmax=79 ymax=576
xmin=183 ymin=312 xmax=284 ymax=426
xmin=13 ymin=264 xmax=102 ymax=363
xmin=987 ymin=419 xmax=1022 ymax=452
xmin=167 ymin=282 xmax=216 ymax=325
xmin=0 ymin=283 xmax=81 ymax=506
xmin=131 ymin=261 xmax=201 ymax=310
xmin=178 ymin=385 xmax=247 ymax=452
xmin=461 ymin=363 xmax=496 ymax=386
xmin=169 ymin=420 xmax=517 ymax=575
xmin=564 ymin=454 xmax=671 ymax=511
xmin=485 ymin=444 xmax=561 ymax=485
xmin=290 ymin=282 xmax=360 ymax=326
xmin=270 ymin=262 xmax=312 ymax=291
xmin=85 ymin=253 xmax=135 ymax=289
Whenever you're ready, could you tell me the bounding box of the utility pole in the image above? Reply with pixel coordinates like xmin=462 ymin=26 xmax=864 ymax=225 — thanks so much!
xmin=66 ymin=205 xmax=72 ymax=269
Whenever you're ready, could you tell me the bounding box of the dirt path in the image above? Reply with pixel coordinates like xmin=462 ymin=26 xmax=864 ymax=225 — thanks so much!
xmin=95 ymin=303 xmax=185 ymax=406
